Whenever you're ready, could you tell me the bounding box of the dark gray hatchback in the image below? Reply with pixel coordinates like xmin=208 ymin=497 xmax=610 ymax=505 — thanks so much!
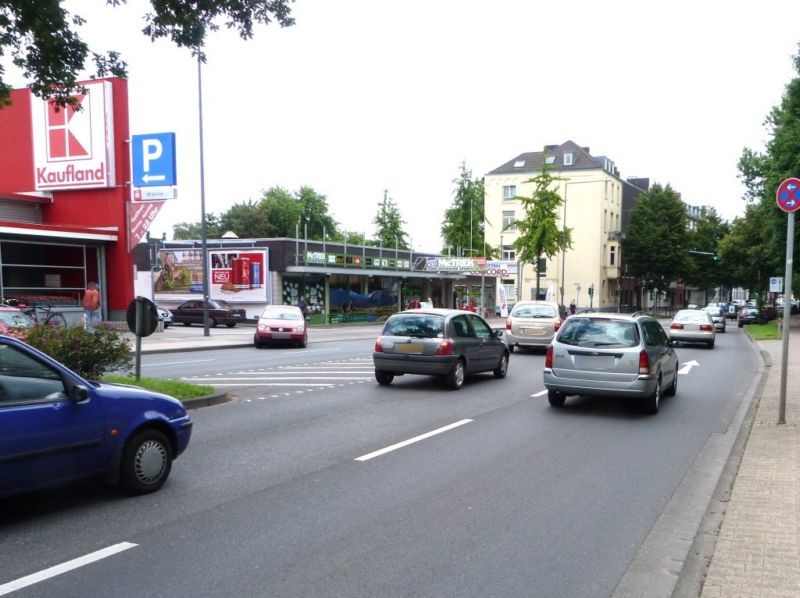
xmin=373 ymin=308 xmax=509 ymax=390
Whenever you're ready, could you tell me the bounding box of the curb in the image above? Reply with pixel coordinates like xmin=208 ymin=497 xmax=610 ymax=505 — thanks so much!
xmin=183 ymin=392 xmax=234 ymax=410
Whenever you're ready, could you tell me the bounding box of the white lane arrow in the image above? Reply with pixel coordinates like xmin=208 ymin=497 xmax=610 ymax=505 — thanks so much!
xmin=142 ymin=173 xmax=166 ymax=183
xmin=678 ymin=360 xmax=699 ymax=375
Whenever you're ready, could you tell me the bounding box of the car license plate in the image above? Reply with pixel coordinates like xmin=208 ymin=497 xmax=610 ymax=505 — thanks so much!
xmin=574 ymin=355 xmax=614 ymax=369
xmin=523 ymin=327 xmax=544 ymax=335
xmin=395 ymin=343 xmax=423 ymax=354
xmin=272 ymin=332 xmax=290 ymax=339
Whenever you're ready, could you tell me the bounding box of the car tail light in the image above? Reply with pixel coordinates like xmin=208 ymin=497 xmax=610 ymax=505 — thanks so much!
xmin=700 ymin=324 xmax=713 ymax=331
xmin=506 ymin=318 xmax=512 ymax=330
xmin=374 ymin=338 xmax=383 ymax=352
xmin=435 ymin=338 xmax=453 ymax=355
xmin=554 ymin=318 xmax=562 ymax=331
xmin=670 ymin=323 xmax=684 ymax=330
xmin=639 ymin=350 xmax=650 ymax=375
xmin=545 ymin=345 xmax=554 ymax=368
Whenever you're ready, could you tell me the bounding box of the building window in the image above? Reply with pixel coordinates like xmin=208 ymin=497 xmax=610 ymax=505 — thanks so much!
xmin=513 ymin=160 xmax=525 ymax=168
xmin=502 ymin=185 xmax=516 ymax=200
xmin=502 ymin=245 xmax=515 ymax=261
xmin=503 ymin=211 xmax=516 ymax=231
xmin=610 ymin=245 xmax=616 ymax=266
xmin=545 ymin=156 xmax=555 ymax=165
xmin=564 ymin=152 xmax=574 ymax=166
xmin=537 ymin=256 xmax=547 ymax=275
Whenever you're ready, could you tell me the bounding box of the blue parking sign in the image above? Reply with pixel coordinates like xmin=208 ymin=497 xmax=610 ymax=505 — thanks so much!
xmin=132 ymin=133 xmax=176 ymax=187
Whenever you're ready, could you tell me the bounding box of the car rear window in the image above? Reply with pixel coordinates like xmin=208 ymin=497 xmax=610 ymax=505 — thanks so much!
xmin=383 ymin=314 xmax=445 ymax=338
xmin=512 ymin=304 xmax=556 ymax=318
xmin=556 ymin=318 xmax=640 ymax=348
xmin=675 ymin=311 xmax=710 ymax=323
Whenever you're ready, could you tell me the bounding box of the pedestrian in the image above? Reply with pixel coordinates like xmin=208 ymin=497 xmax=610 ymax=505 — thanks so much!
xmin=298 ymin=296 xmax=308 ymax=318
xmin=83 ymin=281 xmax=100 ymax=332
xmin=569 ymin=300 xmax=577 ymax=315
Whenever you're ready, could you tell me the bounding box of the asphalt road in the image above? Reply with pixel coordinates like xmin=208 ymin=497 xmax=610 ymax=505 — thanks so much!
xmin=0 ymin=326 xmax=761 ymax=597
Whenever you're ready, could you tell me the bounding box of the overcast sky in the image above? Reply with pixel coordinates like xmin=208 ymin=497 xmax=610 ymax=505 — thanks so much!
xmin=7 ymin=1 xmax=800 ymax=252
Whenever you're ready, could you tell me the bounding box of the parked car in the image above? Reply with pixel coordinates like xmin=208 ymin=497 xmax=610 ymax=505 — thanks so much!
xmin=726 ymin=303 xmax=741 ymax=320
xmin=738 ymin=307 xmax=760 ymax=327
xmin=156 ymin=306 xmax=173 ymax=328
xmin=171 ymin=299 xmax=247 ymax=327
xmin=495 ymin=302 xmax=516 ymax=317
xmin=543 ymin=312 xmax=679 ymax=414
xmin=373 ymin=308 xmax=509 ymax=390
xmin=0 ymin=335 xmax=192 ymax=498
xmin=504 ymin=300 xmax=566 ymax=352
xmin=254 ymin=305 xmax=307 ymax=348
xmin=0 ymin=305 xmax=34 ymax=334
xmin=669 ymin=309 xmax=716 ymax=348
xmin=703 ymin=306 xmax=727 ymax=333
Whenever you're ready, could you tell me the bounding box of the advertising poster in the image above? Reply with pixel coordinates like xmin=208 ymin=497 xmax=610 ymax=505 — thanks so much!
xmin=155 ymin=248 xmax=269 ymax=302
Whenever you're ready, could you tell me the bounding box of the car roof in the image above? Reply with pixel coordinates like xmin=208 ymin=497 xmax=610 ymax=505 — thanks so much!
xmin=398 ymin=308 xmax=475 ymax=317
xmin=566 ymin=312 xmax=651 ymax=322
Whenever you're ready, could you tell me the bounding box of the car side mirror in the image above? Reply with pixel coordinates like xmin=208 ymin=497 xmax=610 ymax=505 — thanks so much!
xmin=494 ymin=329 xmax=504 ymax=338
xmin=69 ymin=384 xmax=90 ymax=404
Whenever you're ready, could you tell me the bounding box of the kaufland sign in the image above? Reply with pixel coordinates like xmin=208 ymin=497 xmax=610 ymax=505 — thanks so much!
xmin=30 ymin=81 xmax=116 ymax=190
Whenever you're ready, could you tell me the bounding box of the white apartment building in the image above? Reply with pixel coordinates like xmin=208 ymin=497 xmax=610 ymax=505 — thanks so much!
xmin=484 ymin=140 xmax=649 ymax=311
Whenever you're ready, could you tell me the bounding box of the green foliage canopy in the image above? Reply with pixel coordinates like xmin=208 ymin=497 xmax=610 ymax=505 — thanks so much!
xmin=440 ymin=163 xmax=488 ymax=256
xmin=373 ymin=190 xmax=409 ymax=249
xmin=0 ymin=0 xmax=295 ymax=108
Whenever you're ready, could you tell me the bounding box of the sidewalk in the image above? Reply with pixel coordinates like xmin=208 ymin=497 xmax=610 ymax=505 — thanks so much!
xmin=697 ymin=328 xmax=800 ymax=597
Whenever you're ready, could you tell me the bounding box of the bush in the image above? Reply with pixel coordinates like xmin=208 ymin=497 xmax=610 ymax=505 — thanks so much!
xmin=21 ymin=323 xmax=133 ymax=380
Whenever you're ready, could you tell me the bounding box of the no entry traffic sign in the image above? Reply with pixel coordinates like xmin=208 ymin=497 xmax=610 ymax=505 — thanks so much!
xmin=776 ymin=177 xmax=800 ymax=213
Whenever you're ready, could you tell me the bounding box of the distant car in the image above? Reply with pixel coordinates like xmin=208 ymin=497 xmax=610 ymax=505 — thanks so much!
xmin=0 ymin=335 xmax=192 ymax=498
xmin=373 ymin=308 xmax=509 ymax=390
xmin=703 ymin=306 xmax=727 ymax=333
xmin=543 ymin=312 xmax=679 ymax=414
xmin=254 ymin=305 xmax=307 ymax=348
xmin=156 ymin=306 xmax=173 ymax=328
xmin=738 ymin=307 xmax=760 ymax=327
xmin=172 ymin=299 xmax=247 ymax=327
xmin=504 ymin=300 xmax=566 ymax=352
xmin=687 ymin=303 xmax=699 ymax=310
xmin=0 ymin=305 xmax=34 ymax=334
xmin=669 ymin=309 xmax=716 ymax=348
xmin=726 ymin=303 xmax=741 ymax=320
xmin=495 ymin=302 xmax=516 ymax=317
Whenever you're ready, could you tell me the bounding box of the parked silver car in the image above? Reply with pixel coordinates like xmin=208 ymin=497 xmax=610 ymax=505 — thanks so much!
xmin=543 ymin=312 xmax=679 ymax=414
xmin=669 ymin=309 xmax=716 ymax=348
xmin=373 ymin=308 xmax=509 ymax=390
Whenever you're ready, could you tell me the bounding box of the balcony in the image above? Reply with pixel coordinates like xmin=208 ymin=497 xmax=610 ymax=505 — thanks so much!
xmin=604 ymin=265 xmax=619 ymax=280
xmin=607 ymin=230 xmax=625 ymax=241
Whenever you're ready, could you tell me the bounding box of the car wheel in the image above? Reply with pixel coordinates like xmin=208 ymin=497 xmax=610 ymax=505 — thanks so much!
xmin=708 ymin=340 xmax=715 ymax=349
xmin=182 ymin=321 xmax=191 ymax=326
xmin=493 ymin=352 xmax=509 ymax=378
xmin=210 ymin=318 xmax=218 ymax=328
xmin=644 ymin=376 xmax=661 ymax=415
xmin=665 ymin=370 xmax=678 ymax=397
xmin=298 ymin=334 xmax=308 ymax=348
xmin=120 ymin=429 xmax=173 ymax=495
xmin=738 ymin=321 xmax=743 ymax=328
xmin=375 ymin=370 xmax=394 ymax=386
xmin=226 ymin=323 xmax=236 ymax=328
xmin=547 ymin=390 xmax=566 ymax=407
xmin=507 ymin=344 xmax=515 ymax=353
xmin=447 ymin=359 xmax=465 ymax=390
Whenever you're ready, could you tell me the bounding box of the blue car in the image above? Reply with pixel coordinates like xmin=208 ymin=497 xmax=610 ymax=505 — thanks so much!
xmin=0 ymin=335 xmax=192 ymax=498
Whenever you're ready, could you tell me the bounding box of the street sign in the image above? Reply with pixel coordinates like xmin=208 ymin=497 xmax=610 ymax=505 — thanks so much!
xmin=770 ymin=276 xmax=783 ymax=293
xmin=132 ymin=133 xmax=176 ymax=188
xmin=776 ymin=177 xmax=800 ymax=213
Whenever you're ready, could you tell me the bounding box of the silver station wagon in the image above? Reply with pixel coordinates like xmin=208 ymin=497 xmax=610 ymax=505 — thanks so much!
xmin=373 ymin=308 xmax=509 ymax=390
xmin=543 ymin=312 xmax=679 ymax=414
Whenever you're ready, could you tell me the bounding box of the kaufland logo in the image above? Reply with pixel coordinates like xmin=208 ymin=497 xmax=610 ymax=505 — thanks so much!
xmin=31 ymin=80 xmax=115 ymax=190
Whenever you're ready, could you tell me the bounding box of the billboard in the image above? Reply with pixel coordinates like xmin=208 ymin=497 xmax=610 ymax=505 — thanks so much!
xmin=154 ymin=248 xmax=269 ymax=302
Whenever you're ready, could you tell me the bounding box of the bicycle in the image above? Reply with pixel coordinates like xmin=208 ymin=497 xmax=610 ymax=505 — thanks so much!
xmin=22 ymin=302 xmax=67 ymax=328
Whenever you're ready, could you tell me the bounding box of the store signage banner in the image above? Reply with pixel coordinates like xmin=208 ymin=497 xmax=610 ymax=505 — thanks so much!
xmin=30 ymin=81 xmax=116 ymax=190
xmin=127 ymin=201 xmax=164 ymax=251
xmin=306 ymin=251 xmax=410 ymax=269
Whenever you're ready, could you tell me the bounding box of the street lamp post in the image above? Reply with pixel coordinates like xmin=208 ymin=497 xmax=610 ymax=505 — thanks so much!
xmin=197 ymin=54 xmax=210 ymax=337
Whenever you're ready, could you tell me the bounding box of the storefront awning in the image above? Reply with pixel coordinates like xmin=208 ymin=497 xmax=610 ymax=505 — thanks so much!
xmin=0 ymin=220 xmax=118 ymax=243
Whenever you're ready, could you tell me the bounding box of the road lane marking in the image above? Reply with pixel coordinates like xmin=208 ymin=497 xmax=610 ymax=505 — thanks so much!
xmin=355 ymin=419 xmax=474 ymax=462
xmin=531 ymin=390 xmax=548 ymax=397
xmin=678 ymin=360 xmax=700 ymax=375
xmin=147 ymin=358 xmax=217 ymax=366
xmin=184 ymin=382 xmax=337 ymax=387
xmin=0 ymin=542 xmax=137 ymax=596
xmin=182 ymin=376 xmax=370 ymax=381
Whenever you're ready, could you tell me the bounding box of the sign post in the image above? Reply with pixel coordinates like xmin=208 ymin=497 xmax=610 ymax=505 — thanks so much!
xmin=775 ymin=178 xmax=799 ymax=423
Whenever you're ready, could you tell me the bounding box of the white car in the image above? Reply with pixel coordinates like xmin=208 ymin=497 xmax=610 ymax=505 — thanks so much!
xmin=156 ymin=306 xmax=173 ymax=328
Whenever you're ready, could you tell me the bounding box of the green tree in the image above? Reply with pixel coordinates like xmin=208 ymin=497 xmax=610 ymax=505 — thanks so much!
xmin=0 ymin=0 xmax=295 ymax=108
xmin=624 ymin=183 xmax=690 ymax=292
xmin=512 ymin=163 xmax=572 ymax=301
xmin=737 ymin=42 xmax=800 ymax=293
xmin=717 ymin=203 xmax=772 ymax=299
xmin=296 ymin=186 xmax=339 ymax=240
xmin=685 ymin=207 xmax=730 ymax=303
xmin=441 ymin=163 xmax=489 ymax=256
xmin=219 ymin=201 xmax=269 ymax=238
xmin=172 ymin=213 xmax=221 ymax=239
xmin=373 ymin=190 xmax=409 ymax=249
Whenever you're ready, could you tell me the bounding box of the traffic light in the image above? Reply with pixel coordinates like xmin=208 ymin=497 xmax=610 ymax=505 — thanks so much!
xmin=588 ymin=284 xmax=594 ymax=298
xmin=713 ymin=253 xmax=718 ymax=261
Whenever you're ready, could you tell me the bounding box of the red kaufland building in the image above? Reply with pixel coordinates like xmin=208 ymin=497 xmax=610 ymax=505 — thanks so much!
xmin=0 ymin=78 xmax=160 ymax=322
